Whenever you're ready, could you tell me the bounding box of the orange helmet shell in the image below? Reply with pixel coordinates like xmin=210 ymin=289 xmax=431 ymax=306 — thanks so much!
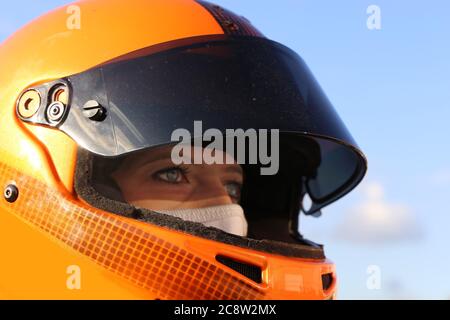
xmin=0 ymin=0 xmax=336 ymax=299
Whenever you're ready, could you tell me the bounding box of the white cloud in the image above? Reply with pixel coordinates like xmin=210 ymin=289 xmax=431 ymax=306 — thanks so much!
xmin=334 ymin=182 xmax=422 ymax=244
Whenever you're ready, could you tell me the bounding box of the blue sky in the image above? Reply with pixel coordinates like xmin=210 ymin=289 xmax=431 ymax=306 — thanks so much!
xmin=1 ymin=0 xmax=449 ymax=299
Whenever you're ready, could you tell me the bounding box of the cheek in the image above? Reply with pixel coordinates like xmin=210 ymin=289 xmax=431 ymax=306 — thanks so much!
xmin=114 ymin=173 xmax=150 ymax=202
xmin=121 ymin=179 xmax=194 ymax=203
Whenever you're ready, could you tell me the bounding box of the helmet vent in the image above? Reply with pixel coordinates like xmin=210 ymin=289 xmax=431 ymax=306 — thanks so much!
xmin=216 ymin=255 xmax=262 ymax=284
xmin=322 ymin=273 xmax=334 ymax=291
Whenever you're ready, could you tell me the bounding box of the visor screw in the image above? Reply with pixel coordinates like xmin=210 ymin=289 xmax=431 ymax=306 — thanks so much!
xmin=17 ymin=89 xmax=41 ymax=119
xmin=4 ymin=184 xmax=19 ymax=203
xmin=83 ymin=100 xmax=106 ymax=121
xmin=46 ymin=101 xmax=66 ymax=122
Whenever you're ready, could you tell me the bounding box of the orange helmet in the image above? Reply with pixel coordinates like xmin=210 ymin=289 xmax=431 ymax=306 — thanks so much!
xmin=0 ymin=0 xmax=367 ymax=299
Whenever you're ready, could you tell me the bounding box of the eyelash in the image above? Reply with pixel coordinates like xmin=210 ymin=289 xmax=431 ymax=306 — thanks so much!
xmin=151 ymin=167 xmax=243 ymax=200
xmin=152 ymin=166 xmax=190 ymax=184
xmin=224 ymin=181 xmax=243 ymax=201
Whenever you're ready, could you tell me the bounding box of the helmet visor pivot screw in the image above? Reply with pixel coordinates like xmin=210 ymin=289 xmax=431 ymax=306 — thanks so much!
xmin=46 ymin=101 xmax=66 ymax=122
xmin=17 ymin=89 xmax=41 ymax=118
xmin=83 ymin=100 xmax=106 ymax=121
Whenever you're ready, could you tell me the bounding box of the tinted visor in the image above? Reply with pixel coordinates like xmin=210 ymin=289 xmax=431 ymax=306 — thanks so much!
xmin=20 ymin=35 xmax=366 ymax=214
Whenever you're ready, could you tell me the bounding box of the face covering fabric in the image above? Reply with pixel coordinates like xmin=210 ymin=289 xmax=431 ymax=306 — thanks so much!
xmin=157 ymin=204 xmax=248 ymax=237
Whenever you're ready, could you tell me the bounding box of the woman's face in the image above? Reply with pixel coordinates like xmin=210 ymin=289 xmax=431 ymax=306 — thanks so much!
xmin=111 ymin=145 xmax=244 ymax=211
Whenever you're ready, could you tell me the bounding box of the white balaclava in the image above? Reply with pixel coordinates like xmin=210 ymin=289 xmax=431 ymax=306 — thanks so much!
xmin=158 ymin=204 xmax=248 ymax=237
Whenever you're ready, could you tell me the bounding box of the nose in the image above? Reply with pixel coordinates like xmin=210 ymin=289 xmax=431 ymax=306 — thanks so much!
xmin=191 ymin=178 xmax=233 ymax=207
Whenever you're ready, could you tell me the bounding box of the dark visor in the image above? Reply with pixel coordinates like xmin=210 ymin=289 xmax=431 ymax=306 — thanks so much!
xmin=18 ymin=34 xmax=367 ymax=214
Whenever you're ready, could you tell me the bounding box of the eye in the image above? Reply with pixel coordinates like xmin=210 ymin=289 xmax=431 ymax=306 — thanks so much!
xmin=154 ymin=167 xmax=188 ymax=184
xmin=224 ymin=182 xmax=242 ymax=202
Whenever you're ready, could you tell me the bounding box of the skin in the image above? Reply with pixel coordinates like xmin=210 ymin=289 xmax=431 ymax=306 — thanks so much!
xmin=111 ymin=145 xmax=244 ymax=211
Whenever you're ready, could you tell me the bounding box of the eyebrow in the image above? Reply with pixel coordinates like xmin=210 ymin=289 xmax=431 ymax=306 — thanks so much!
xmin=225 ymin=165 xmax=243 ymax=176
xmin=140 ymin=157 xmax=243 ymax=175
xmin=132 ymin=146 xmax=244 ymax=175
xmin=133 ymin=147 xmax=174 ymax=167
